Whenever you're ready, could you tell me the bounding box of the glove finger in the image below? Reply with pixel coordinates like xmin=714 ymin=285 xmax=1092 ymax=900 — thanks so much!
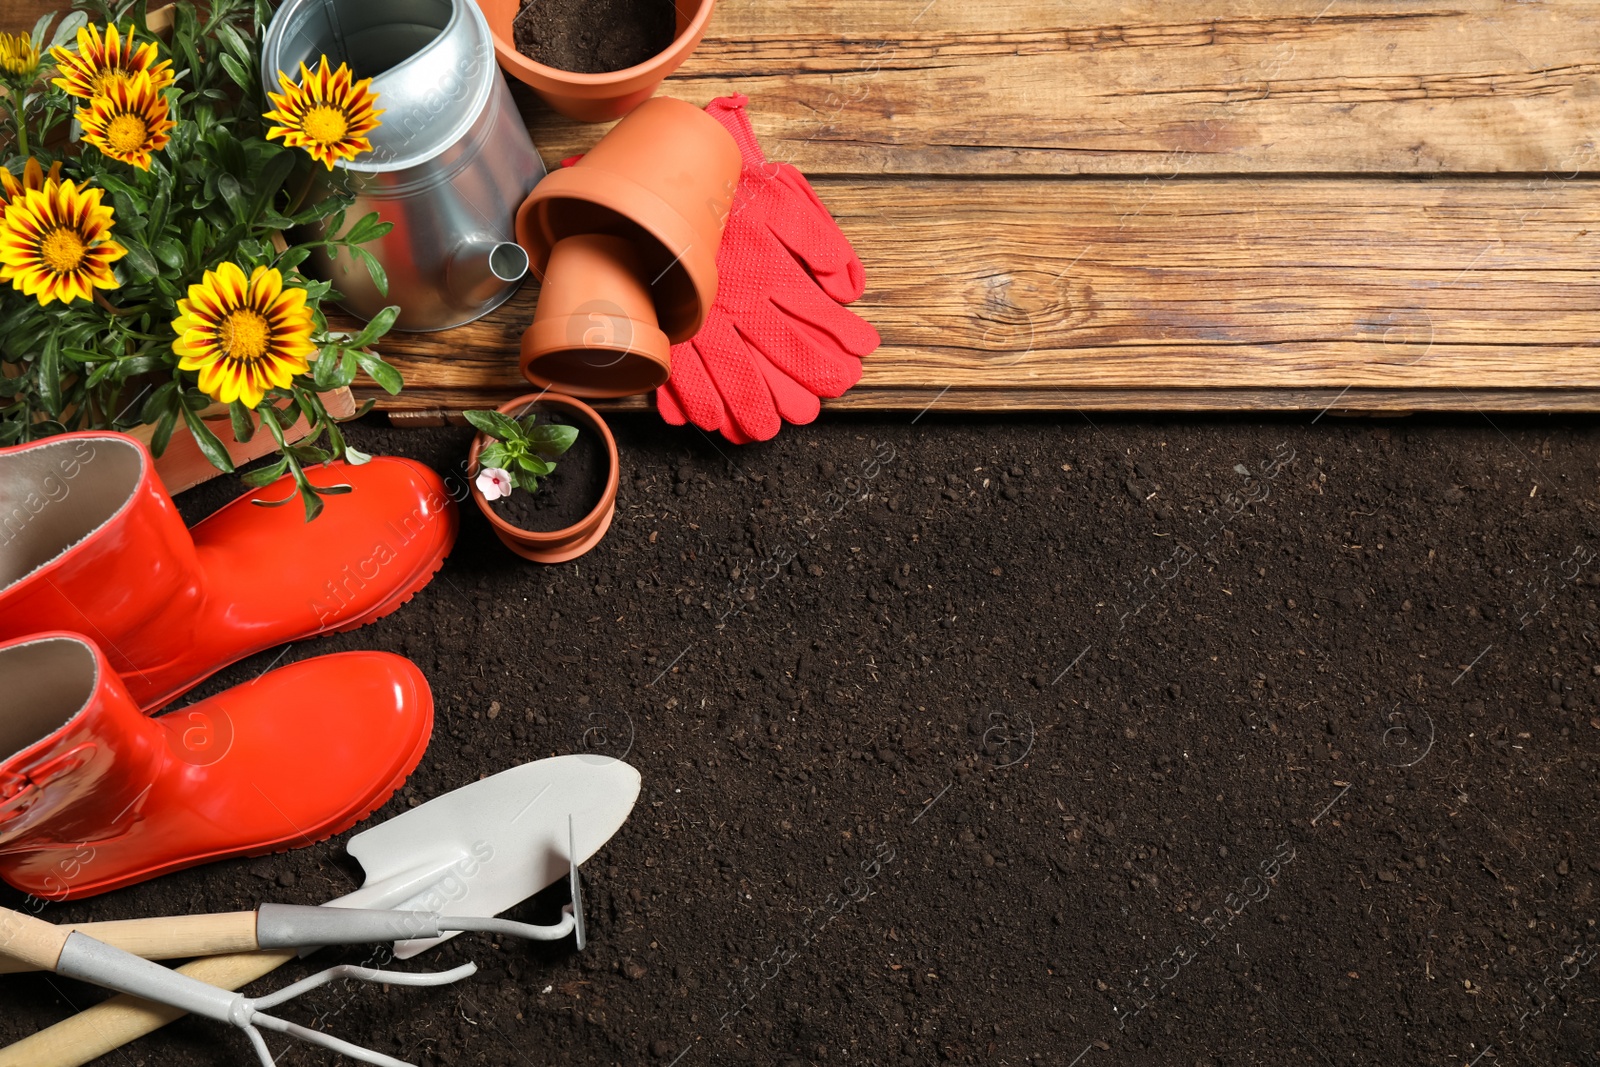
xmin=704 ymin=94 xmax=765 ymax=167
xmin=763 ymin=167 xmax=868 ymax=304
xmin=743 ymin=299 xmax=863 ymax=399
xmin=667 ymin=340 xmax=731 ymax=434
xmin=770 ymin=282 xmax=882 ymax=359
xmin=696 ymin=315 xmax=782 ymax=442
xmin=720 ymin=415 xmax=755 ymax=446
xmin=655 ymin=378 xmax=687 ymax=426
xmin=746 ymin=338 xmax=822 ymax=426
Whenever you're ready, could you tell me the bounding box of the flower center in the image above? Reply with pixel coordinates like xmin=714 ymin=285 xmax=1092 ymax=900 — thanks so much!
xmin=218 ymin=308 xmax=271 ymax=361
xmin=90 ymin=68 xmax=125 ymax=96
xmin=105 ymin=112 xmax=150 ymax=155
xmin=301 ymin=105 xmax=350 ymax=146
xmin=39 ymin=227 xmax=87 ymax=274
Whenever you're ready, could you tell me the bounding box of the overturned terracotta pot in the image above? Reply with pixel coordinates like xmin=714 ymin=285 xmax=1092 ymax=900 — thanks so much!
xmin=520 ymin=234 xmax=671 ymax=397
xmin=516 ymin=96 xmax=740 ymax=346
xmin=479 ymin=0 xmax=719 ymax=122
xmin=468 ymin=393 xmax=619 ymax=563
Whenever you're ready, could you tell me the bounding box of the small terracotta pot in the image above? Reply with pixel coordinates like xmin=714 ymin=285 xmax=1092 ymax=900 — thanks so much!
xmin=478 ymin=0 xmax=719 ymax=122
xmin=521 ymin=234 xmax=671 ymax=397
xmin=515 ymin=96 xmax=740 ymax=343
xmin=468 ymin=393 xmax=619 ymax=563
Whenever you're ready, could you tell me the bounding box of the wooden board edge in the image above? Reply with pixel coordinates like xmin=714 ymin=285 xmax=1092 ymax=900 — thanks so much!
xmin=373 ymin=387 xmax=1600 ymax=423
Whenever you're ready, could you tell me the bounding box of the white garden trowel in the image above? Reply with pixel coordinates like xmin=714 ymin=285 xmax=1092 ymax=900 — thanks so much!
xmin=334 ymin=751 xmax=636 ymax=958
xmin=0 ymin=754 xmax=642 ymax=1067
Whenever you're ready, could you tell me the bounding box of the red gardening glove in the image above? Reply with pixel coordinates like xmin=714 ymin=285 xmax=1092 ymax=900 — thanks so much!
xmin=655 ymin=94 xmax=880 ymax=443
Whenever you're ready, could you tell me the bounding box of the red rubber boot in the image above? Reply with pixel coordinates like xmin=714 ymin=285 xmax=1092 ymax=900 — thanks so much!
xmin=0 ymin=432 xmax=457 ymax=710
xmin=0 ymin=632 xmax=433 ymax=900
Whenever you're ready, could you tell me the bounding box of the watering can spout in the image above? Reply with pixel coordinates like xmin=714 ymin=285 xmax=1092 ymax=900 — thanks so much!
xmin=451 ymin=239 xmax=530 ymax=306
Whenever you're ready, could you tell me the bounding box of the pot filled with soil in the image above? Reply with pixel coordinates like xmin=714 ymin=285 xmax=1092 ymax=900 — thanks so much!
xmin=466 ymin=393 xmax=619 ymax=563
xmin=477 ymin=0 xmax=718 ymax=122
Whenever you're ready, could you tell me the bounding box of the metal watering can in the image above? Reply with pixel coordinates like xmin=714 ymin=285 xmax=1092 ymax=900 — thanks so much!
xmin=260 ymin=0 xmax=546 ymax=331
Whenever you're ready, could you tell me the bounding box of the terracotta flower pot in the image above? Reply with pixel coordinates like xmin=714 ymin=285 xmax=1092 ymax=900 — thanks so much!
xmin=521 ymin=234 xmax=671 ymax=397
xmin=478 ymin=0 xmax=719 ymax=122
xmin=515 ymin=96 xmax=740 ymax=344
xmin=468 ymin=393 xmax=619 ymax=563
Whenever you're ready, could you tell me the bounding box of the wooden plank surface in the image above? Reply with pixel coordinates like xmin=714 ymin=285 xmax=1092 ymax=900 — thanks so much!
xmin=6 ymin=0 xmax=1599 ymax=412
xmin=520 ymin=1 xmax=1600 ymax=177
xmin=364 ymin=178 xmax=1600 ymax=412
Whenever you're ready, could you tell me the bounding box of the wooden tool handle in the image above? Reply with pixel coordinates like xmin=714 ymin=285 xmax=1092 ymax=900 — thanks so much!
xmin=0 ymin=949 xmax=296 ymax=1067
xmin=0 ymin=912 xmax=260 ymax=975
xmin=0 ymin=906 xmax=71 ymax=973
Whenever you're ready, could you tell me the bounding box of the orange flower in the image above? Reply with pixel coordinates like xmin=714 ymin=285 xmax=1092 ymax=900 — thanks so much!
xmin=173 ymin=263 xmax=317 ymax=409
xmin=263 ymin=57 xmax=383 ymax=170
xmin=49 ymin=22 xmax=172 ymax=99
xmin=76 ymin=71 xmax=174 ymax=170
xmin=0 ymin=178 xmax=126 ymax=306
xmin=0 ymin=158 xmax=63 ymax=213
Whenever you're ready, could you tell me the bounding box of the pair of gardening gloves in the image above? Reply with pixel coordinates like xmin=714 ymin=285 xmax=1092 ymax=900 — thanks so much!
xmin=653 ymin=95 xmax=880 ymax=443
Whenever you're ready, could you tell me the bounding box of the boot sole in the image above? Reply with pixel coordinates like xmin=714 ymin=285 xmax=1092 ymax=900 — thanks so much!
xmin=26 ymin=694 xmax=436 ymax=901
xmin=323 ymin=503 xmax=459 ymax=636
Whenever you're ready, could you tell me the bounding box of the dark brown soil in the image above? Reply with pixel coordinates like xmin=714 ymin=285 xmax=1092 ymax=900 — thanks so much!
xmin=485 ymin=410 xmax=608 ymax=533
xmin=513 ymin=0 xmax=676 ymax=74
xmin=3 ymin=413 xmax=1599 ymax=1067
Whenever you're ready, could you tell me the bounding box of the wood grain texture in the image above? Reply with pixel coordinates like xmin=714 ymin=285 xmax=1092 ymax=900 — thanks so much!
xmin=7 ymin=1 xmax=1600 ymax=176
xmin=356 ymin=177 xmax=1600 ymax=413
xmin=514 ymin=0 xmax=1600 ymax=177
xmin=5 ymin=1 xmax=1598 ymax=411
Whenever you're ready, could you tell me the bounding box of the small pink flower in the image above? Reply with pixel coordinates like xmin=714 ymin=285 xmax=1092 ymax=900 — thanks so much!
xmin=476 ymin=467 xmax=513 ymax=501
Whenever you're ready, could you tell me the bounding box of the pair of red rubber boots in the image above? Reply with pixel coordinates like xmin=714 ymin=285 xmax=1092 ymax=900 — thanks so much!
xmin=0 ymin=432 xmax=458 ymax=900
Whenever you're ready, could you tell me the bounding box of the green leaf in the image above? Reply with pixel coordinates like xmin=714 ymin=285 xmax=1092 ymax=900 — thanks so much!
xmin=344 ymin=446 xmax=372 ymax=465
xmin=463 ymin=410 xmax=523 ymax=441
xmin=154 ymin=236 xmax=187 ymax=272
xmin=180 ymin=404 xmax=236 ymax=473
xmin=513 ymin=468 xmax=542 ymax=494
xmin=217 ymin=52 xmax=252 ymax=93
xmin=349 ymin=246 xmax=388 ymax=297
xmin=149 ymin=409 xmax=179 ymax=457
xmin=477 ymin=442 xmax=510 ymax=470
xmin=46 ymin=11 xmax=85 ymax=49
xmin=217 ymin=169 xmax=246 ymax=212
xmin=528 ymin=422 xmax=579 ymax=457
xmin=37 ymin=337 xmax=62 ymax=417
xmin=343 ymin=212 xmax=393 ymax=246
xmin=241 ymin=457 xmax=290 ymax=487
xmin=349 ymin=305 xmax=399 ymax=349
xmin=352 ymin=349 xmax=403 ymax=395
xmin=229 ymin=401 xmax=256 ymax=444
xmin=214 ymin=21 xmax=252 ymax=65
xmin=118 ymin=237 xmax=161 ymax=280
xmin=517 ymin=453 xmax=554 ymax=476
xmin=289 ymin=196 xmax=346 ymax=226
xmin=311 ymin=347 xmax=348 ymax=390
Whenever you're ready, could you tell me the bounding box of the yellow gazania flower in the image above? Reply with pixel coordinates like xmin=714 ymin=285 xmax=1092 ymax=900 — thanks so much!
xmin=173 ymin=263 xmax=317 ymax=409
xmin=49 ymin=23 xmax=172 ymax=100
xmin=0 ymin=178 xmax=126 ymax=306
xmin=76 ymin=71 xmax=174 ymax=170
xmin=263 ymin=56 xmax=384 ymax=170
xmin=0 ymin=31 xmax=40 ymax=78
xmin=0 ymin=158 xmax=64 ymax=213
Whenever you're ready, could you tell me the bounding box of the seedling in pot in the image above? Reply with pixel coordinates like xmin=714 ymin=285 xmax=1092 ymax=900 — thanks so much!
xmin=468 ymin=408 xmax=578 ymax=500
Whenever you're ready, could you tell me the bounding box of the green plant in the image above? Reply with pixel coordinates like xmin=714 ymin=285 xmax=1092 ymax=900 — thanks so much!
xmin=0 ymin=0 xmax=405 ymax=520
xmin=466 ymin=407 xmax=578 ymax=498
